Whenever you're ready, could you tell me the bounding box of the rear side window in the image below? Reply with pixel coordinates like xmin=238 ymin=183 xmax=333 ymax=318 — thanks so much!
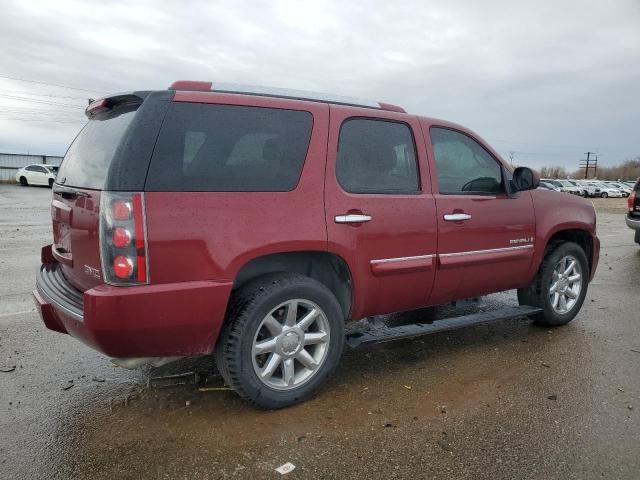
xmin=57 ymin=105 xmax=138 ymax=190
xmin=336 ymin=119 xmax=419 ymax=194
xmin=145 ymin=103 xmax=313 ymax=192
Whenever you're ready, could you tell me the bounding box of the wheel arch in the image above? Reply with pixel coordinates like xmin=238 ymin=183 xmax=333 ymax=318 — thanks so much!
xmin=539 ymin=228 xmax=595 ymax=278
xmin=232 ymin=251 xmax=353 ymax=319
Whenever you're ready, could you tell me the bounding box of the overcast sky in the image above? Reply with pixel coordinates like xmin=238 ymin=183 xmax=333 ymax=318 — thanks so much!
xmin=1 ymin=0 xmax=639 ymax=169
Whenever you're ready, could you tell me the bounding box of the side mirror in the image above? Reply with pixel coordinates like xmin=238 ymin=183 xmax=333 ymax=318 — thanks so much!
xmin=512 ymin=167 xmax=540 ymax=192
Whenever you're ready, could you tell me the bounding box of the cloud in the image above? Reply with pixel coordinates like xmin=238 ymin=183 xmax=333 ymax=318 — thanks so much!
xmin=0 ymin=0 xmax=638 ymax=168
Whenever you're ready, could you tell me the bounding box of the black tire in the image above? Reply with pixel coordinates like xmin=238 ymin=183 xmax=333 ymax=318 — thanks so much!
xmin=19 ymin=176 xmax=28 ymax=186
xmin=518 ymin=242 xmax=589 ymax=327
xmin=634 ymin=229 xmax=640 ymax=245
xmin=48 ymin=178 xmax=54 ymax=188
xmin=601 ymin=192 xmax=608 ymax=198
xmin=215 ymin=273 xmax=344 ymax=409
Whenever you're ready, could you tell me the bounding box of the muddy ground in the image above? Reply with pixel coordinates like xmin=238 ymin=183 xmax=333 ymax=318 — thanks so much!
xmin=1 ymin=184 xmax=638 ymax=479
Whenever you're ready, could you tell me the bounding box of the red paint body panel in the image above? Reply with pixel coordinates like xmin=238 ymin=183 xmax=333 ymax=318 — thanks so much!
xmin=51 ymin=189 xmax=102 ymax=291
xmin=35 ymin=279 xmax=232 ymax=357
xmin=527 ymin=189 xmax=599 ymax=281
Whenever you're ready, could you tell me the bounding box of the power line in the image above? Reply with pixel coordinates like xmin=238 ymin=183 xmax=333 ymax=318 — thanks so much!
xmin=0 ymin=88 xmax=88 ymax=101
xmin=0 ymin=93 xmax=85 ymax=109
xmin=0 ymin=73 xmax=108 ymax=94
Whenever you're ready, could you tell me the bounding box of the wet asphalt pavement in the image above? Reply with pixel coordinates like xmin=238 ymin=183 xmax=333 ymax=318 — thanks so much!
xmin=1 ymin=184 xmax=639 ymax=479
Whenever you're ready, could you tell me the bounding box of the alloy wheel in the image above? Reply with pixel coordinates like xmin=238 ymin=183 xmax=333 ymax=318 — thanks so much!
xmin=251 ymin=299 xmax=330 ymax=390
xmin=549 ymin=255 xmax=583 ymax=315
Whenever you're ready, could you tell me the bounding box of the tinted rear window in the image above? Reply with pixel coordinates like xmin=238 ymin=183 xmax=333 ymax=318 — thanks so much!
xmin=145 ymin=103 xmax=313 ymax=192
xmin=57 ymin=105 xmax=138 ymax=190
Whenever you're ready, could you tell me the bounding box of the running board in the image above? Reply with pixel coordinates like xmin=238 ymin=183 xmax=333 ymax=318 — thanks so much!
xmin=345 ymin=305 xmax=542 ymax=348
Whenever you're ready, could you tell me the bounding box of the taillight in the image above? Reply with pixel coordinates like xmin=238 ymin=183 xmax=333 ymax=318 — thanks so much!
xmin=629 ymin=191 xmax=636 ymax=212
xmin=100 ymin=192 xmax=149 ymax=285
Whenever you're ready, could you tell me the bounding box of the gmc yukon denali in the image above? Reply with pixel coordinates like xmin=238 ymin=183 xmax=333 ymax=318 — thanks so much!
xmin=34 ymin=81 xmax=600 ymax=408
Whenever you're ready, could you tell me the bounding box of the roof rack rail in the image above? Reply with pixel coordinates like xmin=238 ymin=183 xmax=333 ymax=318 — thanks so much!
xmin=168 ymin=80 xmax=406 ymax=113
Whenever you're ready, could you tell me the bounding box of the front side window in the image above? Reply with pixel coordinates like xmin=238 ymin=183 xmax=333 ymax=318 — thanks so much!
xmin=146 ymin=103 xmax=313 ymax=192
xmin=430 ymin=127 xmax=504 ymax=195
xmin=336 ymin=118 xmax=419 ymax=194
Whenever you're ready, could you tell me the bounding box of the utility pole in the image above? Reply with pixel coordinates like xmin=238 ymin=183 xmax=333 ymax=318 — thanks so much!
xmin=594 ymin=154 xmax=598 ymax=179
xmin=580 ymin=152 xmax=597 ymax=179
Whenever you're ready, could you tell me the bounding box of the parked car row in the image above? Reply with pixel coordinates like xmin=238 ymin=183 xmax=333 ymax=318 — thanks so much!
xmin=540 ymin=178 xmax=634 ymax=198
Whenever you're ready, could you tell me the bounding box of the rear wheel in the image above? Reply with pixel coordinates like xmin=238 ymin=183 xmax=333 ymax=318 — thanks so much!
xmin=48 ymin=178 xmax=54 ymax=188
xmin=635 ymin=230 xmax=640 ymax=246
xmin=19 ymin=176 xmax=28 ymax=186
xmin=518 ymin=242 xmax=589 ymax=326
xmin=215 ymin=273 xmax=344 ymax=409
xmin=601 ymin=192 xmax=608 ymax=198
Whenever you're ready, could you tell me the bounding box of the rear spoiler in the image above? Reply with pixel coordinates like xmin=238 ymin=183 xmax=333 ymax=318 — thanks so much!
xmin=85 ymin=92 xmax=150 ymax=118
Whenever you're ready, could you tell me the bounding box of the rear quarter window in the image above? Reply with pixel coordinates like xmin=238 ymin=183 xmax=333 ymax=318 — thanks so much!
xmin=145 ymin=103 xmax=313 ymax=192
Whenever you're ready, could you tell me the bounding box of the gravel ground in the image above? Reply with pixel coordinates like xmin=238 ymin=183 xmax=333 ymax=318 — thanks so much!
xmin=1 ymin=184 xmax=638 ymax=479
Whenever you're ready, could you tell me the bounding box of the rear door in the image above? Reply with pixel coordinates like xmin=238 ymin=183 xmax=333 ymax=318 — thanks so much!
xmin=325 ymin=106 xmax=437 ymax=319
xmin=424 ymin=124 xmax=536 ymax=304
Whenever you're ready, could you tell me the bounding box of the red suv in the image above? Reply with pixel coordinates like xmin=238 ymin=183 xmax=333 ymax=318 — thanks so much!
xmin=35 ymin=81 xmax=599 ymax=408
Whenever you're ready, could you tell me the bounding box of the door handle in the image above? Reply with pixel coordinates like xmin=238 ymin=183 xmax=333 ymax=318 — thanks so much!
xmin=335 ymin=214 xmax=372 ymax=224
xmin=444 ymin=213 xmax=472 ymax=222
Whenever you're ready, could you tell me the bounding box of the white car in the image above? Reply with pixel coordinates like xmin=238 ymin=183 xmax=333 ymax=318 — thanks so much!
xmin=15 ymin=164 xmax=57 ymax=187
xmin=596 ymin=185 xmax=623 ymax=198
xmin=555 ymin=179 xmax=583 ymax=195
xmin=575 ymin=180 xmax=600 ymax=197
xmin=607 ymin=182 xmax=631 ymax=197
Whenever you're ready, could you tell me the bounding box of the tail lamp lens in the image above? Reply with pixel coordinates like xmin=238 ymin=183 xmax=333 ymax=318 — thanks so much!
xmin=113 ymin=255 xmax=134 ymax=279
xmin=100 ymin=192 xmax=149 ymax=285
xmin=112 ymin=227 xmax=131 ymax=248
xmin=629 ymin=191 xmax=636 ymax=212
xmin=112 ymin=199 xmax=132 ymax=220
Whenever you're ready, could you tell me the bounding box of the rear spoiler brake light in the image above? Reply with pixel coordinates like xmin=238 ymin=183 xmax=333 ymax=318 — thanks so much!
xmin=85 ymin=94 xmax=144 ymax=118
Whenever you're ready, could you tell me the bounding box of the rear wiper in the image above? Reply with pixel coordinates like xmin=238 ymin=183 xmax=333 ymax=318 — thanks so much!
xmin=53 ymin=185 xmax=90 ymax=199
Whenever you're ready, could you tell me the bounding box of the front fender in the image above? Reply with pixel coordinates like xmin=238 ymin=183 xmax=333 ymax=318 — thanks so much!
xmin=527 ymin=190 xmax=598 ymax=282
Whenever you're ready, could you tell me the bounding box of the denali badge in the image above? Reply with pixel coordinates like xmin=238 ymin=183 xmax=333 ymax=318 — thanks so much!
xmin=510 ymin=237 xmax=534 ymax=245
xmin=82 ymin=265 xmax=101 ymax=279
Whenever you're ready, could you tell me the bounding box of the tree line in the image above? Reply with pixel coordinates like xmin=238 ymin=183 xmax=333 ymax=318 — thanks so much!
xmin=536 ymin=158 xmax=640 ymax=181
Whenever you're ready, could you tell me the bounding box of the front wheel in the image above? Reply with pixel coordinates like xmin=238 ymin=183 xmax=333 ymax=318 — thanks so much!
xmin=215 ymin=273 xmax=344 ymax=409
xmin=48 ymin=178 xmax=54 ymax=188
xmin=601 ymin=192 xmax=608 ymax=198
xmin=518 ymin=242 xmax=589 ymax=326
xmin=19 ymin=176 xmax=28 ymax=186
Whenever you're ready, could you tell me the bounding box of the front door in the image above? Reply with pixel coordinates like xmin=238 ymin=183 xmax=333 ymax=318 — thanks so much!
xmin=425 ymin=125 xmax=536 ymax=304
xmin=325 ymin=106 xmax=437 ymax=320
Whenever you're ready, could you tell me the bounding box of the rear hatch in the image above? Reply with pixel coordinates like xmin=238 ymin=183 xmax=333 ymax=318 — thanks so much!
xmin=52 ymin=95 xmax=145 ymax=291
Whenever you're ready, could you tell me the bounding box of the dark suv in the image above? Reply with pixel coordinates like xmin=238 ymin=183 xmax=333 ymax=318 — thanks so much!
xmin=35 ymin=81 xmax=599 ymax=408
xmin=626 ymin=178 xmax=640 ymax=244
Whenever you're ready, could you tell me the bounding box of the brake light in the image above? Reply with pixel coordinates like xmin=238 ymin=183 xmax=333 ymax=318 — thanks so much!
xmin=112 ymin=227 xmax=131 ymax=248
xmin=100 ymin=192 xmax=149 ymax=285
xmin=113 ymin=256 xmax=134 ymax=279
xmin=629 ymin=191 xmax=636 ymax=212
xmin=112 ymin=199 xmax=132 ymax=220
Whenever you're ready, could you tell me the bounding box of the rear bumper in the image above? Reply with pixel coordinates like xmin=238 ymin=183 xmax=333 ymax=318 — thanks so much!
xmin=626 ymin=215 xmax=640 ymax=231
xmin=34 ymin=261 xmax=233 ymax=358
